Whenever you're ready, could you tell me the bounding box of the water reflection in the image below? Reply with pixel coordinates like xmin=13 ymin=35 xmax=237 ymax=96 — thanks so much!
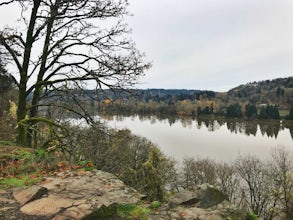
xmin=103 ymin=114 xmax=293 ymax=140
xmin=101 ymin=114 xmax=293 ymax=162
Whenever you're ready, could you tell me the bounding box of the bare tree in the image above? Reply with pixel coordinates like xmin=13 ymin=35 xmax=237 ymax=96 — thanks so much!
xmin=181 ymin=157 xmax=217 ymax=189
xmin=269 ymin=147 xmax=293 ymax=219
xmin=0 ymin=0 xmax=150 ymax=146
xmin=234 ymin=155 xmax=272 ymax=218
xmin=216 ymin=162 xmax=239 ymax=204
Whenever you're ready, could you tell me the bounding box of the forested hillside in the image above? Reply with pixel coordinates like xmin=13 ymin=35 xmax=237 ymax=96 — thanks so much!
xmin=91 ymin=77 xmax=293 ymax=119
xmin=226 ymin=77 xmax=293 ymax=108
xmin=89 ymin=77 xmax=293 ymax=107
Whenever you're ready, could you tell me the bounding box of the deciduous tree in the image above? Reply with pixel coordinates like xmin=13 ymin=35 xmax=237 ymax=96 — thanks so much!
xmin=0 ymin=0 xmax=150 ymax=146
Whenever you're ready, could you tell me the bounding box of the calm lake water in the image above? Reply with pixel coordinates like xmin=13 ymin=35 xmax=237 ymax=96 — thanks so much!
xmin=101 ymin=115 xmax=293 ymax=162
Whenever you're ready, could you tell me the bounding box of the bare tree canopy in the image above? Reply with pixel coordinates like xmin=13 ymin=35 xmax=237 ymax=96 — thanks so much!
xmin=0 ymin=0 xmax=150 ymax=146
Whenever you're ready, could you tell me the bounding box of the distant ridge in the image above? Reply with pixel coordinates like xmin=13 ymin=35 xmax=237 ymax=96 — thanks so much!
xmin=226 ymin=77 xmax=293 ymax=108
xmin=228 ymin=77 xmax=293 ymax=92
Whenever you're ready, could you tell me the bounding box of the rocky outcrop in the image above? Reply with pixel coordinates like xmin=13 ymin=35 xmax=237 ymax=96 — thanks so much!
xmin=13 ymin=186 xmax=48 ymax=205
xmin=168 ymin=184 xmax=228 ymax=209
xmin=0 ymin=172 xmax=246 ymax=220
xmin=166 ymin=184 xmax=245 ymax=220
xmin=9 ymin=169 xmax=141 ymax=220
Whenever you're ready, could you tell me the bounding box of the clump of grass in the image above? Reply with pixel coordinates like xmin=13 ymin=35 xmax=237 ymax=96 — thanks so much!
xmin=0 ymin=144 xmax=63 ymax=183
xmin=12 ymin=148 xmax=36 ymax=161
xmin=117 ymin=204 xmax=151 ymax=220
xmin=0 ymin=175 xmax=41 ymax=188
xmin=247 ymin=211 xmax=260 ymax=220
xmin=0 ymin=141 xmax=17 ymax=146
xmin=149 ymin=200 xmax=161 ymax=209
xmin=77 ymin=160 xmax=95 ymax=171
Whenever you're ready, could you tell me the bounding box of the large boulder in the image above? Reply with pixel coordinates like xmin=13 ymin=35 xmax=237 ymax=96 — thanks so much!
xmin=168 ymin=184 xmax=228 ymax=209
xmin=167 ymin=184 xmax=247 ymax=220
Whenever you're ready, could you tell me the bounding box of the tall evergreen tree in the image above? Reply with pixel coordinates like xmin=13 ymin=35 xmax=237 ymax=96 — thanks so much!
xmin=245 ymin=103 xmax=258 ymax=119
xmin=226 ymin=103 xmax=242 ymax=118
xmin=259 ymin=105 xmax=280 ymax=120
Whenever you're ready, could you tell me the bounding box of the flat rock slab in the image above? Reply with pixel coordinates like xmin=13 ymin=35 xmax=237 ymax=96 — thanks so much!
xmin=0 ymin=189 xmax=7 ymax=194
xmin=13 ymin=186 xmax=48 ymax=205
xmin=21 ymin=195 xmax=73 ymax=216
xmin=16 ymin=169 xmax=141 ymax=219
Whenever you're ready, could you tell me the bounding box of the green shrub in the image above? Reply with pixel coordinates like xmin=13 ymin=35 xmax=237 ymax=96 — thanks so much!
xmin=117 ymin=204 xmax=150 ymax=220
xmin=0 ymin=141 xmax=17 ymax=146
xmin=246 ymin=211 xmax=260 ymax=220
xmin=149 ymin=201 xmax=161 ymax=209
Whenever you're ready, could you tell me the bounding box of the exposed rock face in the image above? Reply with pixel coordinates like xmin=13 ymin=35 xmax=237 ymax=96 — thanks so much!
xmin=167 ymin=184 xmax=244 ymax=220
xmin=168 ymin=184 xmax=228 ymax=209
xmin=13 ymin=186 xmax=48 ymax=205
xmin=1 ymin=173 xmax=246 ymax=220
xmin=14 ymin=169 xmax=141 ymax=220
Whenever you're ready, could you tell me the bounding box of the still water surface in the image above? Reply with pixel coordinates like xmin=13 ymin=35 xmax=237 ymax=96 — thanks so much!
xmin=102 ymin=115 xmax=293 ymax=162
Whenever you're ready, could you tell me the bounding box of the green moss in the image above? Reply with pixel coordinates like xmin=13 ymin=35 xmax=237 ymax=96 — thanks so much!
xmin=82 ymin=203 xmax=120 ymax=220
xmin=117 ymin=204 xmax=150 ymax=220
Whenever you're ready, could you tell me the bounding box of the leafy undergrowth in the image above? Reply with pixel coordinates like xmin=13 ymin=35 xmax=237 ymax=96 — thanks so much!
xmin=117 ymin=201 xmax=163 ymax=220
xmin=117 ymin=203 xmax=151 ymax=220
xmin=0 ymin=142 xmax=93 ymax=188
xmin=0 ymin=142 xmax=163 ymax=220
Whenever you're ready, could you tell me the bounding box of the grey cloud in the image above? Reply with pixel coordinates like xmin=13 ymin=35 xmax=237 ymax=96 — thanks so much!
xmin=127 ymin=0 xmax=293 ymax=90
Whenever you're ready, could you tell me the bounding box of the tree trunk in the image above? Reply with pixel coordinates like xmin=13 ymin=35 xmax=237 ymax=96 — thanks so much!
xmin=26 ymin=4 xmax=56 ymax=147
xmin=16 ymin=0 xmax=41 ymax=146
xmin=16 ymin=79 xmax=27 ymax=145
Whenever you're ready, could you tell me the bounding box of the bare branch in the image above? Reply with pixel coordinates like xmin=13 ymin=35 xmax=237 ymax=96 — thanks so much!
xmin=0 ymin=0 xmax=15 ymax=6
xmin=1 ymin=0 xmax=150 ymax=146
xmin=0 ymin=35 xmax=22 ymax=75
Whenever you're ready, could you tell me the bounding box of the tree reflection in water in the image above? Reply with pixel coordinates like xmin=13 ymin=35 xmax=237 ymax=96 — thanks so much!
xmin=103 ymin=114 xmax=293 ymax=140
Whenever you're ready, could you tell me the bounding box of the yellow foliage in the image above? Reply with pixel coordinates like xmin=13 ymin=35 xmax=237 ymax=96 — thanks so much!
xmin=9 ymin=100 xmax=17 ymax=120
xmin=102 ymin=99 xmax=112 ymax=105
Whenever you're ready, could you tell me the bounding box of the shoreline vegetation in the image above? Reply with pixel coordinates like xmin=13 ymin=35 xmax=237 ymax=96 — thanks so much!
xmin=1 ymin=126 xmax=293 ymax=219
xmin=94 ymin=96 xmax=292 ymax=121
xmin=1 ymin=76 xmax=293 ymax=219
xmin=68 ymin=77 xmax=293 ymax=122
xmin=1 ymin=118 xmax=293 ymax=219
xmin=0 ymin=0 xmax=292 ymax=217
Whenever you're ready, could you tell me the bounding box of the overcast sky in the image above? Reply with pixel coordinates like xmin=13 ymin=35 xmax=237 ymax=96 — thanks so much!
xmin=126 ymin=0 xmax=293 ymax=91
xmin=0 ymin=1 xmax=292 ymax=91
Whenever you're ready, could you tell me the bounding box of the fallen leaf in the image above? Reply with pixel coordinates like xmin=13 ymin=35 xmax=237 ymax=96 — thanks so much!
xmin=104 ymin=184 xmax=111 ymax=189
xmin=180 ymin=213 xmax=186 ymax=217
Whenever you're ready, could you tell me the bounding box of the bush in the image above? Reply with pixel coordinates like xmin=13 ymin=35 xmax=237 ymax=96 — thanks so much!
xmin=246 ymin=211 xmax=260 ymax=220
xmin=57 ymin=125 xmax=177 ymax=201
